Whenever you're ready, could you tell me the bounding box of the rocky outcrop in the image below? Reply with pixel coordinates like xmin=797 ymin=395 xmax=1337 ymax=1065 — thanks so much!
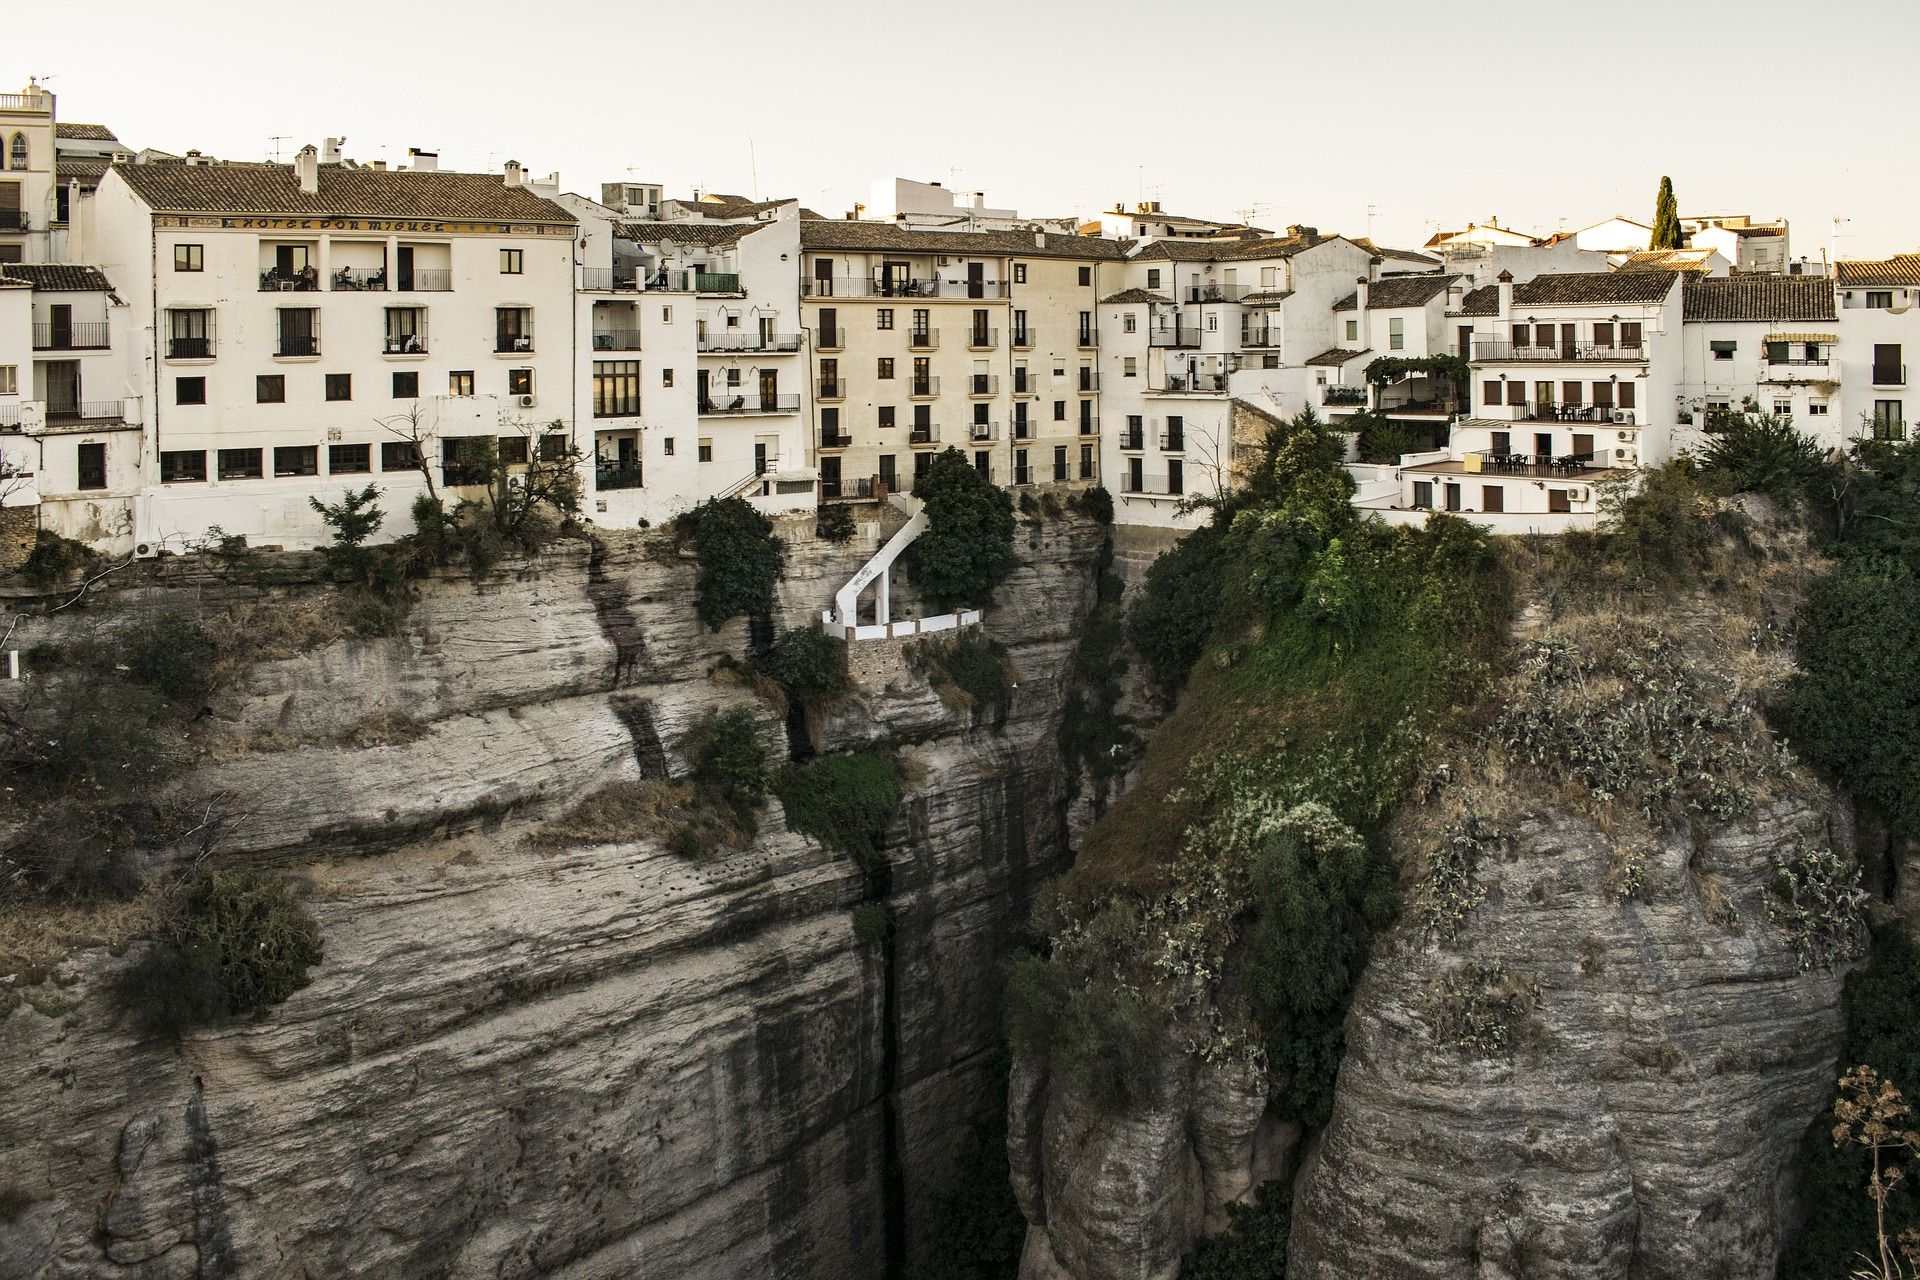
xmin=1286 ymin=792 xmax=1853 ymax=1279
xmin=0 ymin=514 xmax=1106 ymax=1278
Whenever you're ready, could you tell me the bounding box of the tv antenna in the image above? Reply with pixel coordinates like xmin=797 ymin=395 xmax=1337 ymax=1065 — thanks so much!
xmin=267 ymin=136 xmax=290 ymax=163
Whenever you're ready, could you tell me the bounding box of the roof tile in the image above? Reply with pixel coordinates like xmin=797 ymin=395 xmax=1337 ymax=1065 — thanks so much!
xmin=109 ymin=162 xmax=574 ymax=223
xmin=1681 ymin=276 xmax=1836 ymax=322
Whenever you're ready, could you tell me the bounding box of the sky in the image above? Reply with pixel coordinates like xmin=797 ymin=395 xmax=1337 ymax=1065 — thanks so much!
xmin=12 ymin=0 xmax=1920 ymax=260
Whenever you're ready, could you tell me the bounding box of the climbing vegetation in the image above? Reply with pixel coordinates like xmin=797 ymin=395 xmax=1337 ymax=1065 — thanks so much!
xmin=907 ymin=447 xmax=1017 ymax=609
xmin=773 ymin=750 xmax=903 ymax=872
xmin=675 ymin=496 xmax=787 ymax=630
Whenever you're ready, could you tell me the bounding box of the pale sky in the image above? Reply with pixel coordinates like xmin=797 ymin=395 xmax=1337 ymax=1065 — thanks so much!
xmin=12 ymin=0 xmax=1919 ymax=260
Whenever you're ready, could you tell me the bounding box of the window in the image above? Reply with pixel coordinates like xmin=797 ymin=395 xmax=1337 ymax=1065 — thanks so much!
xmin=1168 ymin=459 xmax=1183 ymax=495
xmin=1078 ymin=266 xmax=1092 ymax=286
xmin=1014 ymin=264 xmax=1028 ymax=284
xmin=1809 ymin=401 xmax=1829 ymax=416
xmin=508 ymin=368 xmax=534 ymax=396
xmin=698 ymin=438 xmax=713 ymax=463
xmin=1868 ymin=291 xmax=1895 ymax=309
xmin=1389 ymin=317 xmax=1404 ymax=350
xmin=663 ymin=437 xmax=675 ymax=456
xmin=1593 ymin=322 xmax=1614 ymax=348
xmin=173 ymin=243 xmax=203 ymax=272
xmin=1123 ymin=356 xmax=1137 ymax=378
xmin=326 ymin=373 xmax=352 ymax=401
xmin=1507 ymin=382 xmax=1525 ymax=406
xmin=274 ymin=445 xmax=318 ymax=477
xmin=1774 ymin=399 xmax=1792 ymax=416
xmin=661 ymin=368 xmax=674 ymax=387
xmin=381 ymin=441 xmax=421 ymax=471
xmin=1345 ymin=319 xmax=1358 ymax=342
xmin=449 ymin=370 xmax=474 ymax=396
xmin=540 ymin=433 xmax=567 ymax=461
xmin=1710 ymin=340 xmax=1736 ymax=360
xmin=255 ymin=375 xmax=284 ymax=403
xmin=726 ymin=367 xmax=741 ymax=388
xmin=160 ymin=450 xmax=206 ymax=483
xmin=1147 ymin=269 xmax=1161 ymax=289
xmin=662 ymin=305 xmax=673 ymax=323
xmin=877 ymin=357 xmax=894 ymax=379
xmin=1548 ymin=489 xmax=1572 ymax=514
xmin=500 ymin=248 xmax=524 ymax=274
xmin=277 ymin=307 xmax=319 ymax=357
xmin=8 ymin=133 xmax=26 ymax=170
xmin=1482 ymin=484 xmax=1503 ymax=513
xmin=1207 ymin=315 xmax=1218 ymax=331
xmin=329 ymin=443 xmax=371 ymax=474
xmin=175 ymin=376 xmax=206 ymax=405
xmin=1617 ymin=383 xmax=1636 ymax=409
xmin=217 ymin=448 xmax=263 ymax=480
xmin=1124 ymin=314 xmax=1137 ymax=333
xmin=879 ymin=406 xmax=896 ymax=429
xmin=77 ymin=442 xmax=106 ymax=490
xmin=1054 ymin=400 xmax=1066 ymax=421
xmin=0 ymin=366 xmax=12 ymax=394
xmin=1874 ymin=343 xmax=1905 ymax=384
xmin=495 ymin=307 xmax=532 ymax=352
xmin=1620 ymin=322 xmax=1643 ymax=348
xmin=877 ymin=308 xmax=894 ymax=330
xmin=1873 ymin=400 xmax=1906 ymax=440
xmin=442 ymin=437 xmax=490 ymax=486
xmin=1053 ymin=445 xmax=1068 ymax=482
xmin=385 ymin=371 xmax=416 ymax=399
xmin=593 ymin=360 xmax=641 ymax=417
xmin=1483 ymin=380 xmax=1501 ymax=408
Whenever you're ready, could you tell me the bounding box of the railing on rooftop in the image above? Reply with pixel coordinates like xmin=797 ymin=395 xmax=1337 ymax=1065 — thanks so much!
xmin=696 ymin=272 xmax=742 ymax=294
xmin=1322 ymin=386 xmax=1369 ymax=406
xmin=1183 ymin=283 xmax=1245 ymax=303
xmin=398 ymin=270 xmax=453 ymax=293
xmin=33 ymin=322 xmax=109 ymax=351
xmin=1149 ymin=327 xmax=1199 ymax=348
xmin=801 ymin=277 xmax=1011 ymax=299
xmin=1470 ymin=340 xmax=1647 ymax=363
xmin=1467 ymin=449 xmax=1601 ymax=477
xmin=1157 ymin=372 xmax=1230 ymax=394
xmin=580 ymin=267 xmax=641 ymax=292
xmin=699 ymin=392 xmax=800 ymax=415
xmin=699 ymin=332 xmax=801 ymax=352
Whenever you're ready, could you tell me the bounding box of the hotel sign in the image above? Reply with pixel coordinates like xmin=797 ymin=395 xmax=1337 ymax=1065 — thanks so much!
xmin=155 ymin=215 xmax=572 ymax=236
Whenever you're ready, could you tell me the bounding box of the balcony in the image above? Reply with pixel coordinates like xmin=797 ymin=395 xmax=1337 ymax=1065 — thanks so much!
xmin=1242 ymin=327 xmax=1279 ymax=348
xmin=1077 ymin=330 xmax=1099 ymax=349
xmin=1462 ymin=449 xmax=1604 ymax=477
xmin=46 ymin=401 xmax=126 ymax=424
xmin=909 ymin=377 xmax=941 ymax=398
xmin=33 ymin=322 xmax=109 ymax=351
xmin=1150 ymin=328 xmax=1199 ymax=349
xmin=332 ymin=267 xmax=387 ymax=291
xmin=802 ymin=277 xmax=1010 ymax=299
xmin=1078 ymin=371 xmax=1100 ymax=392
xmin=1157 ymin=373 xmax=1229 ymax=394
xmin=909 ymin=424 xmax=941 ymax=445
xmin=968 ymin=421 xmax=1000 ymax=442
xmin=276 ymin=335 xmax=320 ymax=358
xmin=699 ymin=332 xmax=802 ymax=353
xmin=820 ymin=431 xmax=853 ymax=449
xmin=696 ymin=272 xmax=743 ymax=294
xmin=596 ymin=464 xmax=643 ymax=491
xmin=966 ymin=328 xmax=998 ymax=350
xmin=592 ymin=329 xmax=643 ymax=351
xmin=166 ymin=335 xmax=214 ymax=360
xmin=0 ymin=210 xmax=26 ymax=231
xmin=817 ymin=329 xmax=846 ymax=352
xmin=1183 ymin=283 xmax=1244 ymax=303
xmin=700 ymin=393 xmax=801 ymax=415
xmin=908 ymin=329 xmax=940 ymax=351
xmin=1470 ymin=340 xmax=1647 ymax=363
xmin=1119 ymin=428 xmax=1145 ymax=450
xmin=1012 ymin=327 xmax=1036 ymax=349
xmin=1012 ymin=419 xmax=1033 ymax=440
xmin=1121 ymin=474 xmax=1184 ymax=497
xmin=1873 ymin=364 xmax=1908 ymax=388
xmin=259 ymin=270 xmax=321 ymax=292
xmin=1322 ymin=386 xmax=1369 ymax=407
xmin=821 ymin=476 xmax=878 ymax=502
xmin=1012 ymin=372 xmax=1037 ymax=395
xmin=397 ymin=270 xmax=453 ymax=293
xmin=384 ymin=333 xmax=428 ymax=356
xmin=1079 ymin=416 xmax=1100 ymax=436
xmin=1159 ymin=431 xmax=1185 ymax=451
xmin=496 ymin=334 xmax=535 ymax=354
xmin=968 ymin=374 xmax=999 ymax=397
xmin=0 ymin=403 xmax=21 ymax=428
xmin=580 ymin=267 xmax=640 ymax=292
xmin=817 ymin=378 xmax=845 ymax=400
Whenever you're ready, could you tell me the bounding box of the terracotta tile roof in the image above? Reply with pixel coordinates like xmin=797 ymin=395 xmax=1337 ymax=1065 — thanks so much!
xmin=1350 ymin=238 xmax=1443 ymax=269
xmin=109 ymin=161 xmax=575 ymax=223
xmin=1452 ymin=285 xmax=1498 ymax=316
xmin=1101 ymin=289 xmax=1170 ymax=304
xmin=1332 ymin=273 xmax=1459 ymax=311
xmin=0 ymin=276 xmax=29 ymax=290
xmin=1681 ymin=276 xmax=1836 ymax=323
xmin=54 ymin=156 xmax=110 ymax=186
xmin=0 ymin=264 xmax=117 ymax=292
xmin=55 ymin=122 xmax=119 ymax=142
xmin=1618 ymin=249 xmax=1717 ymax=274
xmin=798 ymin=220 xmax=1129 ymax=260
xmin=1305 ymin=347 xmax=1371 ymax=366
xmin=1239 ymin=289 xmax=1294 ymax=306
xmin=616 ymin=220 xmax=767 ymax=248
xmin=1835 ymin=254 xmax=1920 ymax=287
xmin=1130 ymin=232 xmax=1340 ymax=263
xmin=1454 ymin=270 xmax=1683 ymax=316
xmin=684 ymin=194 xmax=801 ymax=219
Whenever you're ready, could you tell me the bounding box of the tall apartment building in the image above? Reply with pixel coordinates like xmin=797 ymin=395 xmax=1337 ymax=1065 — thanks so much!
xmin=798 ymin=223 xmax=1122 ymax=501
xmin=0 ymin=84 xmax=58 ymax=264
xmin=87 ymin=148 xmax=578 ymax=553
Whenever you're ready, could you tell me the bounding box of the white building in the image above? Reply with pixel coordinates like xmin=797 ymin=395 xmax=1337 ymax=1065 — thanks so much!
xmin=1683 ymin=215 xmax=1793 ymax=275
xmin=1572 ymin=216 xmax=1654 ymax=254
xmin=1321 ymin=272 xmax=1469 ymax=441
xmin=1081 ymin=201 xmax=1266 ymax=243
xmin=1675 ymin=275 xmax=1842 ymax=452
xmin=89 ymin=146 xmax=580 ymax=553
xmin=1833 ymin=252 xmax=1920 ymax=444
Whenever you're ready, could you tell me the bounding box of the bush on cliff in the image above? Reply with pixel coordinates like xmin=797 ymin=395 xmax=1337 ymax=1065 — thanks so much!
xmin=773 ymin=751 xmax=902 ymax=872
xmin=766 ymin=626 xmax=847 ymax=700
xmin=907 ymin=447 xmax=1017 ymax=610
xmin=675 ymin=497 xmax=787 ymax=630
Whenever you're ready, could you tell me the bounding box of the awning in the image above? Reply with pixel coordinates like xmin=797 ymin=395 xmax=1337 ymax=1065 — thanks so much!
xmin=1766 ymin=332 xmax=1835 ymax=343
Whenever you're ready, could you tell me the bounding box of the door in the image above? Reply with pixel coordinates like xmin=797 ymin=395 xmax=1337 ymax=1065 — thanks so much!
xmin=696 ymin=369 xmax=711 ymax=412
xmin=819 ymin=307 xmax=838 ymax=348
xmin=0 ymin=181 xmax=18 ymax=229
xmin=819 ymin=455 xmax=842 ymax=499
xmin=759 ymin=369 xmax=779 ymax=408
xmin=882 ymin=261 xmax=911 ymax=297
xmin=968 ymin=262 xmax=985 ymax=300
xmin=1457 ymin=324 xmax=1473 ymax=358
xmin=814 ymin=258 xmax=834 ymax=297
xmin=1559 ymin=323 xmax=1576 ymax=356
xmin=616 ymin=435 xmax=637 ymax=467
xmin=1535 ymin=433 xmax=1553 ymax=458
xmin=397 ymin=245 xmax=415 ymax=292
xmin=972 ymin=309 xmax=989 ymax=347
xmin=49 ymin=304 xmax=72 ymax=349
xmin=1874 ymin=344 xmax=1905 ymax=385
xmin=1128 ymin=456 xmax=1143 ymax=493
xmin=46 ymin=361 xmax=79 ymax=416
xmin=759 ymin=316 xmax=775 ymax=347
xmin=878 ymin=454 xmax=896 ymax=492
xmin=754 ymin=441 xmax=769 ymax=475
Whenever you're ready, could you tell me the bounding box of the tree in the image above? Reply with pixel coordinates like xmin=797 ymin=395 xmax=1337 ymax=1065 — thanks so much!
xmin=1651 ymin=176 xmax=1682 ymax=250
xmin=309 ymin=484 xmax=385 ymax=580
xmin=907 ymin=447 xmax=1016 ymax=609
xmin=676 ymin=496 xmax=786 ymax=629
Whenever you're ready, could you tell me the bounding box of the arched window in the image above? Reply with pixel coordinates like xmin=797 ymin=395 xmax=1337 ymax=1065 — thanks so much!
xmin=8 ymin=134 xmax=25 ymax=170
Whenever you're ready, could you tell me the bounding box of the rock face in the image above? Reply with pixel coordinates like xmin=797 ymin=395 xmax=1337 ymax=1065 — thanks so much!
xmin=1287 ymin=793 xmax=1853 ymax=1279
xmin=0 ymin=514 xmax=1106 ymax=1279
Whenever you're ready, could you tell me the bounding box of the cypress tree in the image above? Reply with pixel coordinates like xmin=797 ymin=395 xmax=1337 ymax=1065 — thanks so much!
xmin=1651 ymin=176 xmax=1682 ymax=250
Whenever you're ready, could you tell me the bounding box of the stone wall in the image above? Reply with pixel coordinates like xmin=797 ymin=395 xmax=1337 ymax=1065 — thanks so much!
xmin=0 ymin=503 xmax=35 ymax=575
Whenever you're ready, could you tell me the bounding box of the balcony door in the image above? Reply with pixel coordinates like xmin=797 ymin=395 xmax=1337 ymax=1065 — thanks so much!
xmin=759 ymin=369 xmax=779 ymax=406
xmin=394 ymin=247 xmax=415 ymax=291
xmin=696 ymin=368 xmax=711 ymax=412
xmin=1874 ymin=344 xmax=1904 ymax=385
xmin=968 ymin=262 xmax=985 ymax=299
xmin=49 ymin=304 xmax=71 ymax=349
xmin=45 ymin=360 xmax=79 ymax=416
xmin=814 ymin=257 xmax=834 ymax=297
xmin=882 ymin=261 xmax=911 ymax=297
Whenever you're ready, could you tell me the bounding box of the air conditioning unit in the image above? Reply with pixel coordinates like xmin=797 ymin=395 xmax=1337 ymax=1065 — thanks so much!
xmin=133 ymin=542 xmax=158 ymax=559
xmin=938 ymin=255 xmax=951 ymax=266
xmin=517 ymin=394 xmax=537 ymax=408
xmin=1571 ymin=488 xmax=1589 ymax=502
xmin=1613 ymin=409 xmax=1635 ymax=424
xmin=1617 ymin=429 xmax=1632 ymax=441
xmin=1618 ymin=448 xmax=1637 ymax=464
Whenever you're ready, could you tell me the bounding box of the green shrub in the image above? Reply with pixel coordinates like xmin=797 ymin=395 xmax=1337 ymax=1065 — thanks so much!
xmin=1696 ymin=412 xmax=1830 ymax=509
xmin=815 ymin=503 xmax=856 ymax=544
xmin=684 ymin=708 xmax=769 ymax=837
xmin=851 ymin=902 xmax=891 ymax=944
xmin=118 ymin=869 xmax=323 ymax=1036
xmin=1597 ymin=463 xmax=1717 ymax=580
xmin=17 ymin=529 xmax=92 ymax=586
xmin=1181 ymin=1179 xmax=1291 ymax=1280
xmin=1059 ymin=541 xmax=1134 ymax=809
xmin=1005 ymin=952 xmax=1165 ymax=1112
xmin=908 ymin=447 xmax=1017 ymax=609
xmin=1127 ymin=519 xmax=1228 ymax=693
xmin=1352 ymin=415 xmax=1431 ymax=465
xmin=767 ymin=626 xmax=847 ymax=698
xmin=1764 ymin=847 xmax=1869 ymax=971
xmin=309 ymin=484 xmax=386 ymax=580
xmin=1018 ymin=491 xmax=1041 ymax=517
xmin=1074 ymin=485 xmax=1114 ymax=525
xmin=1420 ymin=961 xmax=1541 ymax=1057
xmin=676 ymin=497 xmax=787 ymax=629
xmin=121 ymin=611 xmax=216 ymax=707
xmin=773 ymin=751 xmax=902 ymax=871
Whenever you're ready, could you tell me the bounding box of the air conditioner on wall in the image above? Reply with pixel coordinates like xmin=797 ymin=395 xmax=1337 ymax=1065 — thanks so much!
xmin=1618 ymin=448 xmax=1637 ymax=464
xmin=518 ymin=394 xmax=537 ymax=408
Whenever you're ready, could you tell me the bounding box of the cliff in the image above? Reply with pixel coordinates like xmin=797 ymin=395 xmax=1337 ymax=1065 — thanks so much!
xmin=0 ymin=512 xmax=1106 ymax=1279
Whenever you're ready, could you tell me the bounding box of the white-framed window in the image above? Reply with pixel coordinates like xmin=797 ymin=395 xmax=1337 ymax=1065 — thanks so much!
xmin=1809 ymin=401 xmax=1829 ymax=416
xmin=1124 ymin=313 xmax=1137 ymax=333
xmin=1345 ymin=319 xmax=1358 ymax=342
xmin=1389 ymin=317 xmax=1405 ymax=350
xmin=1123 ymin=356 xmax=1137 ymax=377
xmin=1206 ymin=315 xmax=1218 ymax=331
xmin=0 ymin=365 xmax=15 ymax=394
xmin=698 ymin=438 xmax=713 ymax=462
xmin=1773 ymin=399 xmax=1791 ymax=415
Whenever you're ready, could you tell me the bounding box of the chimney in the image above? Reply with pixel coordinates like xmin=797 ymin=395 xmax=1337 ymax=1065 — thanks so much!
xmin=1496 ymin=269 xmax=1514 ymax=322
xmin=321 ymin=136 xmax=345 ymax=165
xmin=407 ymin=148 xmax=438 ymax=173
xmin=1368 ymin=254 xmax=1382 ymax=282
xmin=1355 ymin=275 xmax=1370 ymax=312
xmin=503 ymin=159 xmax=523 ymax=188
xmin=1033 ymin=231 xmax=1046 ymax=249
xmin=294 ymin=145 xmax=319 ymax=195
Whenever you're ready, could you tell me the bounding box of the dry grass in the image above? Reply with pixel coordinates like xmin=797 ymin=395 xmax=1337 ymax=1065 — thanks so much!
xmin=527 ymin=778 xmax=751 ymax=855
xmin=338 ymin=710 xmax=429 ymax=748
xmin=0 ymin=888 xmax=173 ymax=987
xmin=710 ymin=660 xmax=789 ymax=714
xmin=205 ymin=595 xmax=355 ymax=669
